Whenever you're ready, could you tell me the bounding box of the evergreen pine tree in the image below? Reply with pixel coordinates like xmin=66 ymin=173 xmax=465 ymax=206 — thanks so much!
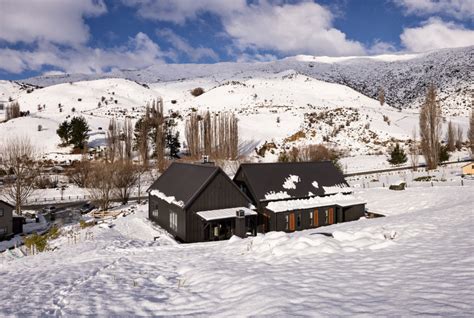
xmin=70 ymin=116 xmax=90 ymax=149
xmin=388 ymin=143 xmax=407 ymax=165
xmin=165 ymin=118 xmax=181 ymax=158
xmin=438 ymin=144 xmax=450 ymax=163
xmin=56 ymin=120 xmax=71 ymax=145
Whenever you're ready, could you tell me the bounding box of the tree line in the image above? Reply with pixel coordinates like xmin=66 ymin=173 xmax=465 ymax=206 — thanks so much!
xmin=388 ymin=84 xmax=473 ymax=168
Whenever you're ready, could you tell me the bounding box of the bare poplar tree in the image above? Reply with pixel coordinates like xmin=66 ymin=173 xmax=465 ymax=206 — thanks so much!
xmin=124 ymin=117 xmax=133 ymax=161
xmin=455 ymin=125 xmax=463 ymax=151
xmin=202 ymin=111 xmax=212 ymax=157
xmin=185 ymin=111 xmax=238 ymax=160
xmin=229 ymin=113 xmax=239 ymax=159
xmin=446 ymin=121 xmax=455 ymax=152
xmin=419 ymin=84 xmax=442 ymax=169
xmin=106 ymin=118 xmax=119 ymax=163
xmin=185 ymin=112 xmax=200 ymax=158
xmin=409 ymin=127 xmax=419 ymax=171
xmin=0 ymin=136 xmax=40 ymax=215
xmin=151 ymin=98 xmax=166 ymax=171
xmin=378 ymin=87 xmax=385 ymax=106
xmin=113 ymin=160 xmax=139 ymax=204
xmin=87 ymin=162 xmax=115 ymax=211
xmin=469 ymin=110 xmax=474 ymax=156
xmin=138 ymin=106 xmax=150 ymax=166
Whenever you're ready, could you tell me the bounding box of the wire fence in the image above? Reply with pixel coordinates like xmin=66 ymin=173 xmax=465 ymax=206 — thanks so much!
xmin=352 ymin=178 xmax=474 ymax=189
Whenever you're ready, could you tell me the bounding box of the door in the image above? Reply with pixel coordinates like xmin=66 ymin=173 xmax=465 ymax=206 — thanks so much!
xmin=328 ymin=208 xmax=334 ymax=225
xmin=314 ymin=208 xmax=319 ymax=227
xmin=289 ymin=213 xmax=295 ymax=231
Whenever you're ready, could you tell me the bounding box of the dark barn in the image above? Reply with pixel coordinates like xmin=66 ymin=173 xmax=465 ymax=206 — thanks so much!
xmin=233 ymin=162 xmax=365 ymax=233
xmin=148 ymin=162 xmax=256 ymax=243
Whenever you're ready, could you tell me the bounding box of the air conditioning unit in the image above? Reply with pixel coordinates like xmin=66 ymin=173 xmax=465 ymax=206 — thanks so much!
xmin=236 ymin=209 xmax=245 ymax=218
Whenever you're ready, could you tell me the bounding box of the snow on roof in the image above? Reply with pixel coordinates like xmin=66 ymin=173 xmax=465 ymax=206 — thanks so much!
xmin=266 ymin=193 xmax=365 ymax=213
xmin=265 ymin=191 xmax=292 ymax=200
xmin=197 ymin=207 xmax=257 ymax=221
xmin=150 ymin=190 xmax=185 ymax=208
xmin=282 ymin=175 xmax=300 ymax=189
xmin=323 ymin=183 xmax=352 ymax=195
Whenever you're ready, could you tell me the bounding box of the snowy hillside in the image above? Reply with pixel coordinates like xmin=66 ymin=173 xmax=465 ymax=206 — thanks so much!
xmin=22 ymin=46 xmax=474 ymax=116
xmin=1 ymin=179 xmax=473 ymax=316
xmin=0 ymin=70 xmax=470 ymax=163
xmin=0 ymin=78 xmax=162 ymax=156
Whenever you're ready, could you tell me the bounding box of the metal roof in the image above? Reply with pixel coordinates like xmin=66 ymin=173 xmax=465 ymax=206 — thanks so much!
xmin=197 ymin=207 xmax=257 ymax=221
xmin=234 ymin=161 xmax=349 ymax=202
xmin=147 ymin=162 xmax=219 ymax=208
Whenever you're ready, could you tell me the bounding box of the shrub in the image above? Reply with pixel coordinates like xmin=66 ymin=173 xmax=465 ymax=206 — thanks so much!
xmin=414 ymin=176 xmax=432 ymax=182
xmin=24 ymin=233 xmax=48 ymax=253
xmin=79 ymin=220 xmax=95 ymax=229
xmin=47 ymin=225 xmax=61 ymax=240
xmin=389 ymin=183 xmax=406 ymax=191
xmin=190 ymin=87 xmax=205 ymax=97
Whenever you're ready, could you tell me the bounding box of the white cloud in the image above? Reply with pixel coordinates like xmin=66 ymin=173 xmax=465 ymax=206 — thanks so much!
xmin=368 ymin=40 xmax=398 ymax=54
xmin=124 ymin=0 xmax=366 ymax=56
xmin=394 ymin=0 xmax=474 ymax=20
xmin=0 ymin=33 xmax=167 ymax=74
xmin=223 ymin=1 xmax=365 ymax=56
xmin=236 ymin=53 xmax=278 ymax=63
xmin=121 ymin=0 xmax=246 ymax=25
xmin=0 ymin=0 xmax=107 ymax=46
xmin=156 ymin=29 xmax=219 ymax=62
xmin=400 ymin=18 xmax=474 ymax=52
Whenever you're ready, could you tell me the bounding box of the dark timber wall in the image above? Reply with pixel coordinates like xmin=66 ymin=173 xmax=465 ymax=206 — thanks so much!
xmin=187 ymin=172 xmax=252 ymax=243
xmin=264 ymin=204 xmax=364 ymax=233
xmin=342 ymin=204 xmax=365 ymax=222
xmin=149 ymin=171 xmax=252 ymax=243
xmin=148 ymin=195 xmax=187 ymax=242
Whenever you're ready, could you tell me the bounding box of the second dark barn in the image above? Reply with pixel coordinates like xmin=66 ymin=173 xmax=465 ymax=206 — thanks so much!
xmin=148 ymin=161 xmax=366 ymax=243
xmin=147 ymin=162 xmax=256 ymax=243
xmin=233 ymin=162 xmax=366 ymax=233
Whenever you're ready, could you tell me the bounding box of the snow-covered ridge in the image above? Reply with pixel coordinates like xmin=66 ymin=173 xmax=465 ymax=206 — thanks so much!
xmin=290 ymin=52 xmax=422 ymax=63
xmin=21 ymin=46 xmax=473 ymax=115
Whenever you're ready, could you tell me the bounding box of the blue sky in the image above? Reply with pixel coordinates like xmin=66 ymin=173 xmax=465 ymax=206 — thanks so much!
xmin=0 ymin=0 xmax=473 ymax=80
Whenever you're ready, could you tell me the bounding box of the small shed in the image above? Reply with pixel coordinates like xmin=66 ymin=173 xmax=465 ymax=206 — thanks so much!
xmin=461 ymin=162 xmax=474 ymax=176
xmin=148 ymin=162 xmax=256 ymax=243
xmin=0 ymin=200 xmax=14 ymax=241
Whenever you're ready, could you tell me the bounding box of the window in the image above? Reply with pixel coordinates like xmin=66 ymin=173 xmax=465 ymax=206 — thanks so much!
xmin=152 ymin=209 xmax=159 ymax=218
xmin=325 ymin=209 xmax=329 ymax=224
xmin=170 ymin=211 xmax=178 ymax=231
xmin=309 ymin=211 xmax=314 ymax=226
xmin=0 ymin=208 xmax=4 ymax=217
xmin=296 ymin=213 xmax=301 ymax=228
xmin=285 ymin=215 xmax=289 ymax=230
xmin=0 ymin=227 xmax=6 ymax=235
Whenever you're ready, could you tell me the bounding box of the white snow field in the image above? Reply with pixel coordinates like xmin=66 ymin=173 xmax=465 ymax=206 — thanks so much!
xmin=0 ymin=184 xmax=473 ymax=316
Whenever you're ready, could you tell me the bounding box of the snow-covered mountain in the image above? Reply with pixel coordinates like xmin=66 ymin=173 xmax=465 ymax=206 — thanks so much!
xmin=0 ymin=47 xmax=471 ymax=163
xmin=22 ymin=46 xmax=474 ymax=116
